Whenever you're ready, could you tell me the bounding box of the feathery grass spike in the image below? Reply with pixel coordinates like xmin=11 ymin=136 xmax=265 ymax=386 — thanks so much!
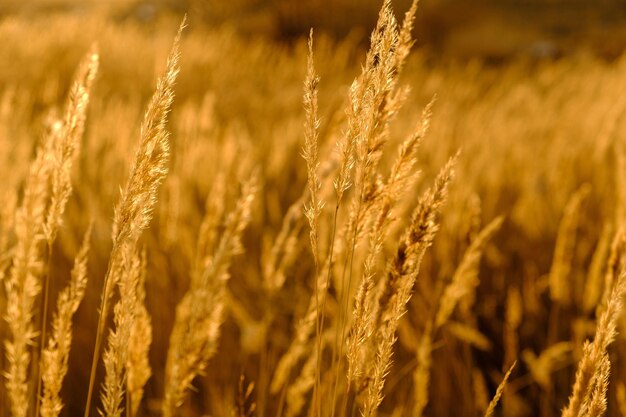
xmin=40 ymin=226 xmax=91 ymax=417
xmin=83 ymin=18 xmax=184 ymax=417
xmin=484 ymin=361 xmax=516 ymax=417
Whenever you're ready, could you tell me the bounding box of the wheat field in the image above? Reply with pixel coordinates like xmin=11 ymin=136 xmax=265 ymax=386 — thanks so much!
xmin=1 ymin=1 xmax=626 ymax=417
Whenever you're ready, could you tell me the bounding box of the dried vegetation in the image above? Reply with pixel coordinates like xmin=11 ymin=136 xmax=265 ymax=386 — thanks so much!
xmin=0 ymin=1 xmax=625 ymax=417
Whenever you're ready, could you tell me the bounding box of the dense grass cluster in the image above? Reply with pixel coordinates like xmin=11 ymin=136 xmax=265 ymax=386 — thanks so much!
xmin=2 ymin=1 xmax=626 ymax=417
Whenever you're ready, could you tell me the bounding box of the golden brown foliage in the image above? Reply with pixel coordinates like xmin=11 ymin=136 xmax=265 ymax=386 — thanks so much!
xmin=1 ymin=1 xmax=626 ymax=417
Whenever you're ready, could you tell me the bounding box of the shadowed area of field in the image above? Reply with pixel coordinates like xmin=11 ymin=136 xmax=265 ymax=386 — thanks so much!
xmin=2 ymin=0 xmax=626 ymax=59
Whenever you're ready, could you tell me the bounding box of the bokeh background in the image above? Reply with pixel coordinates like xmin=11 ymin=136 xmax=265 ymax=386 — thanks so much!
xmin=4 ymin=0 xmax=626 ymax=59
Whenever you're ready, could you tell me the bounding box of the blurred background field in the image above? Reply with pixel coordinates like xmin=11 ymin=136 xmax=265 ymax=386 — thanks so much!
xmin=4 ymin=0 xmax=626 ymax=59
xmin=2 ymin=1 xmax=626 ymax=417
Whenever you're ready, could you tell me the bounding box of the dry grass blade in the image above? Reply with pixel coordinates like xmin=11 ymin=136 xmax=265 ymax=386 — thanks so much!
xmin=6 ymin=0 xmax=626 ymax=416
xmin=361 ymin=155 xmax=457 ymax=417
xmin=395 ymin=0 xmax=419 ymax=72
xmin=484 ymin=361 xmax=516 ymax=417
xmin=111 ymin=26 xmax=181 ymax=247
xmin=413 ymin=326 xmax=432 ymax=417
xmin=302 ymin=30 xmax=323 ymax=269
xmin=580 ymin=353 xmax=610 ymax=417
xmin=44 ymin=47 xmax=99 ymax=245
xmin=549 ymin=184 xmax=591 ymax=306
xmin=562 ymin=256 xmax=626 ymax=417
xmin=36 ymin=46 xmax=99 ymax=417
xmin=435 ymin=216 xmax=504 ymax=328
xmin=84 ymin=18 xmax=184 ymax=417
xmin=5 ymin=122 xmax=55 ymax=417
xmin=162 ymin=173 xmax=257 ymax=417
xmin=100 ymin=250 xmax=144 ymax=417
xmin=346 ymin=86 xmax=434 ymax=399
xmin=584 ymin=222 xmax=614 ymax=314
xmin=373 ymin=154 xmax=458 ymax=332
xmin=126 ymin=251 xmax=151 ymax=417
xmin=40 ymin=225 xmax=91 ymax=417
xmin=522 ymin=342 xmax=572 ymax=390
xmin=447 ymin=321 xmax=492 ymax=351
